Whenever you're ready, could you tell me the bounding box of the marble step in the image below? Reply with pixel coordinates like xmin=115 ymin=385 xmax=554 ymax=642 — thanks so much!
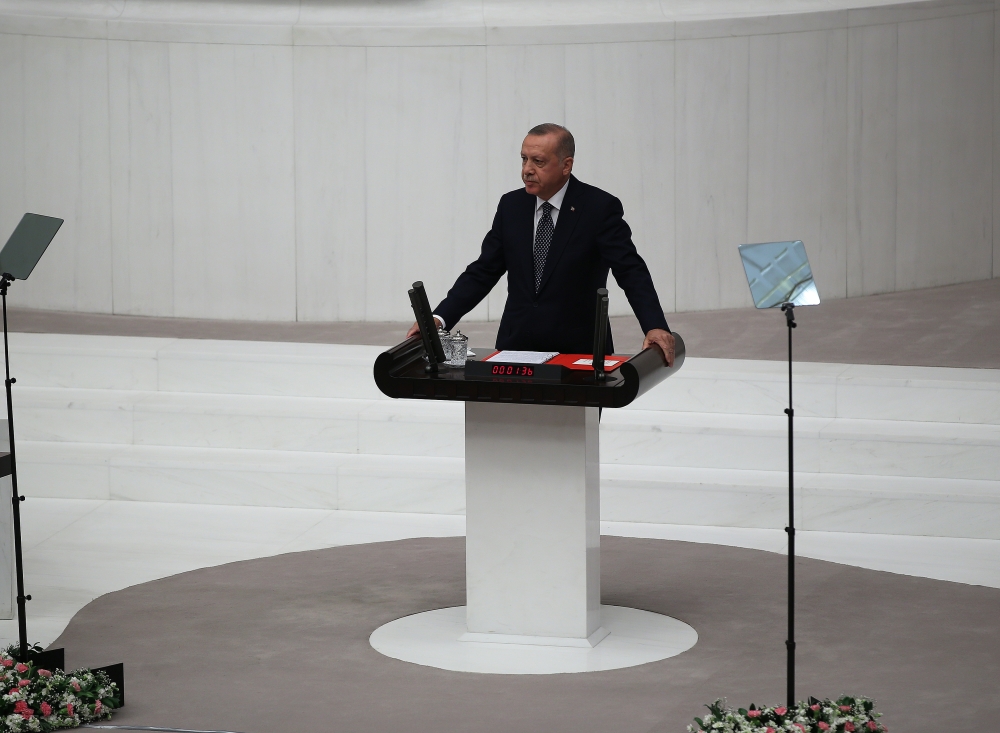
xmin=602 ymin=410 xmax=1000 ymax=481
xmin=12 ymin=387 xmax=464 ymax=457
xmin=601 ymin=464 xmax=1000 ymax=540
xmin=13 ymin=441 xmax=997 ymax=539
xmin=13 ymin=385 xmax=1000 ymax=481
xmin=632 ymin=358 xmax=1000 ymax=424
xmin=14 ymin=386 xmax=999 ymax=481
xmin=8 ymin=333 xmax=387 ymax=400
xmin=10 ymin=333 xmax=1000 ymax=423
xmin=15 ymin=441 xmax=464 ymax=514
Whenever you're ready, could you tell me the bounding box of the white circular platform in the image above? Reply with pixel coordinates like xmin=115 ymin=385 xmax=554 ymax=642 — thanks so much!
xmin=369 ymin=605 xmax=698 ymax=674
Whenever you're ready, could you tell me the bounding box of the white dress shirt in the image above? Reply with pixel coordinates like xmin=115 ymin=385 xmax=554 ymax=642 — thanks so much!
xmin=533 ymin=177 xmax=570 ymax=239
xmin=435 ymin=178 xmax=572 ymax=331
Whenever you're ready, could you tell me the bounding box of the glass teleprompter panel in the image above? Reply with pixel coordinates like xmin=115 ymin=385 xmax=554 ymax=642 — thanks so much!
xmin=0 ymin=213 xmax=63 ymax=281
xmin=738 ymin=240 xmax=820 ymax=309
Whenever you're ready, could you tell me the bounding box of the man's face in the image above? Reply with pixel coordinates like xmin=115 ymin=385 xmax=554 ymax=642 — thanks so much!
xmin=521 ymin=134 xmax=573 ymax=201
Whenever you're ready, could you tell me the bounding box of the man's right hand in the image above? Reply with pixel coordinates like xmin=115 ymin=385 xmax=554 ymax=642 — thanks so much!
xmin=407 ymin=316 xmax=444 ymax=339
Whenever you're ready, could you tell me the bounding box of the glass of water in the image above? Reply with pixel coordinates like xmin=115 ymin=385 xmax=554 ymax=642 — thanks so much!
xmin=440 ymin=330 xmax=468 ymax=366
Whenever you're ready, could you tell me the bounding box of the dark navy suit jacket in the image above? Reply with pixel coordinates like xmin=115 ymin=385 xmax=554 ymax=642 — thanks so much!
xmin=434 ymin=175 xmax=669 ymax=355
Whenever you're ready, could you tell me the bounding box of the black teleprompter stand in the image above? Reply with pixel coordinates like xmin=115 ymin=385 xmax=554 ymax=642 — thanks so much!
xmin=0 ymin=273 xmax=30 ymax=663
xmin=781 ymin=301 xmax=797 ymax=709
xmin=0 ymin=212 xmax=125 ymax=698
xmin=591 ymin=288 xmax=610 ymax=383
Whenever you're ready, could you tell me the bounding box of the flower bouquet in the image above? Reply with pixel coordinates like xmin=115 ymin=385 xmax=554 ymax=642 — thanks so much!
xmin=688 ymin=696 xmax=886 ymax=733
xmin=0 ymin=650 xmax=120 ymax=732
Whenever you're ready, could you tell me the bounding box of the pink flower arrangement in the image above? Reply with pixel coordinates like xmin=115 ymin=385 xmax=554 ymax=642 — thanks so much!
xmin=0 ymin=648 xmax=120 ymax=731
xmin=12 ymin=699 xmax=33 ymax=720
xmin=688 ymin=696 xmax=887 ymax=733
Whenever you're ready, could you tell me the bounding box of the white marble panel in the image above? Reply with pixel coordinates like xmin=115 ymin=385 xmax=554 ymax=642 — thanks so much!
xmin=484 ymin=44 xmax=566 ymax=321
xmin=675 ymin=36 xmax=751 ymax=311
xmin=336 ymin=454 xmax=465 ymax=514
xmin=168 ymin=42 xmax=296 ymax=320
xmin=566 ymin=41 xmax=675 ymax=317
xmin=359 ymin=401 xmax=464 ymax=457
xmin=602 ymin=465 xmax=1000 ymax=538
xmin=110 ymin=467 xmax=339 ymax=509
xmin=364 ymin=46 xmax=489 ymax=323
xmin=293 ymin=46 xmax=367 ymax=322
xmin=845 ymin=1 xmax=995 ymax=27
xmin=154 ymin=340 xmax=384 ymax=399
xmin=836 ymin=364 xmax=1000 ymax=424
xmin=846 ymin=23 xmax=896 ymax=297
xmin=747 ymin=28 xmax=848 ymax=301
xmin=600 ymin=410 xmax=805 ymax=472
xmin=12 ymin=390 xmax=135 ymax=444
xmin=799 ymin=485 xmax=1000 ymax=538
xmin=108 ymin=40 xmax=175 ymax=316
xmin=8 ymin=333 xmax=164 ymax=390
xmin=602 ymin=474 xmax=789 ymax=529
xmin=816 ymin=435 xmax=1000 ymax=481
xmin=895 ymin=12 xmax=993 ymax=289
xmin=633 ymin=364 xmax=840 ymax=417
xmin=994 ymin=8 xmax=999 ymax=279
xmin=675 ymin=10 xmax=849 ymax=40
xmin=132 ymin=400 xmax=360 ymax=453
xmin=0 ymin=33 xmax=25 ymax=246
xmin=14 ymin=35 xmax=113 ymax=313
xmin=17 ymin=442 xmax=111 ymax=500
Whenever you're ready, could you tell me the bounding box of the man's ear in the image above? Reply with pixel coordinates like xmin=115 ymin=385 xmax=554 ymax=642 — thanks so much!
xmin=562 ymin=156 xmax=574 ymax=176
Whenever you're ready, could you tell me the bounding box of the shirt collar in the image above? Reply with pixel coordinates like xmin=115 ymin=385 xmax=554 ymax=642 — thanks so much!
xmin=536 ymin=177 xmax=570 ymax=213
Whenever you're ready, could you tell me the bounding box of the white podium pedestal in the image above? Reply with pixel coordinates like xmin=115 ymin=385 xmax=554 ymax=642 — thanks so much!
xmin=369 ymin=339 xmax=696 ymax=674
xmin=464 ymin=402 xmax=605 ymax=646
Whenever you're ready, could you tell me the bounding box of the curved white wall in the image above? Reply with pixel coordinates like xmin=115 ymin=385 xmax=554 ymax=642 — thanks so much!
xmin=0 ymin=0 xmax=996 ymax=322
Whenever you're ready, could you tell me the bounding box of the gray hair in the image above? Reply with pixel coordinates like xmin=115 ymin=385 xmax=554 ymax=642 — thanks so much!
xmin=527 ymin=123 xmax=575 ymax=160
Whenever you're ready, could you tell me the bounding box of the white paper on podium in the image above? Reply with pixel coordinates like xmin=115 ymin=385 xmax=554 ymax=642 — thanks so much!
xmin=572 ymin=358 xmax=620 ymax=367
xmin=484 ymin=351 xmax=558 ymax=364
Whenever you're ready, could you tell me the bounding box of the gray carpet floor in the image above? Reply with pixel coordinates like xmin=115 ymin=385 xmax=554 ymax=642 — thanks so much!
xmin=52 ymin=536 xmax=1000 ymax=733
xmin=11 ymin=278 xmax=1000 ymax=368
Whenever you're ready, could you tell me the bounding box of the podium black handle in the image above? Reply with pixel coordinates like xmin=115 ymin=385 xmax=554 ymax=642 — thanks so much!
xmin=592 ymin=288 xmax=609 ymax=382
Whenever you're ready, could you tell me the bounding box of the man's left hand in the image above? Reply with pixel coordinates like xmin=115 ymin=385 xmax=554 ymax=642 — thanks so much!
xmin=643 ymin=329 xmax=675 ymax=367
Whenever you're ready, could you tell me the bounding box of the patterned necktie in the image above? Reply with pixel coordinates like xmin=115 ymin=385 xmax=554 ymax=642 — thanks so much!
xmin=533 ymin=201 xmax=555 ymax=293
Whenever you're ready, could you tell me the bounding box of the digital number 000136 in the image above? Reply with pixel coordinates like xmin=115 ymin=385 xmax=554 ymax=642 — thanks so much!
xmin=491 ymin=364 xmax=534 ymax=377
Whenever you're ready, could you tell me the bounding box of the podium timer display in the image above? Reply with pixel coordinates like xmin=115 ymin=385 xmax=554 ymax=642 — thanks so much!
xmin=490 ymin=364 xmax=535 ymax=377
xmin=464 ymin=360 xmax=569 ymax=382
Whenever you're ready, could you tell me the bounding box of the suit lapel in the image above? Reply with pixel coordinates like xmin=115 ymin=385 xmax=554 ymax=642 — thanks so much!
xmin=536 ymin=176 xmax=582 ymax=294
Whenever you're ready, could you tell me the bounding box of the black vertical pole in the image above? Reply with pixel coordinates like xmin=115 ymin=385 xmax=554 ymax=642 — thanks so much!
xmin=1 ymin=276 xmax=30 ymax=661
xmin=782 ymin=302 xmax=796 ymax=708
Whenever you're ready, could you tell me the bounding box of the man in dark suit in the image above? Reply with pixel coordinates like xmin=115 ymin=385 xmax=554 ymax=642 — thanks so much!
xmin=408 ymin=123 xmax=675 ymax=365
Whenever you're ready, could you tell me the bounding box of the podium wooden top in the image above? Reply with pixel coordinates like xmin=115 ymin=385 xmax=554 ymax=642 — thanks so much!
xmin=373 ymin=333 xmax=685 ymax=408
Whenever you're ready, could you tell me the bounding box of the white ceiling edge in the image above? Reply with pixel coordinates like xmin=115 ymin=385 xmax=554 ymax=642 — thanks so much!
xmin=0 ymin=0 xmax=992 ymax=46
